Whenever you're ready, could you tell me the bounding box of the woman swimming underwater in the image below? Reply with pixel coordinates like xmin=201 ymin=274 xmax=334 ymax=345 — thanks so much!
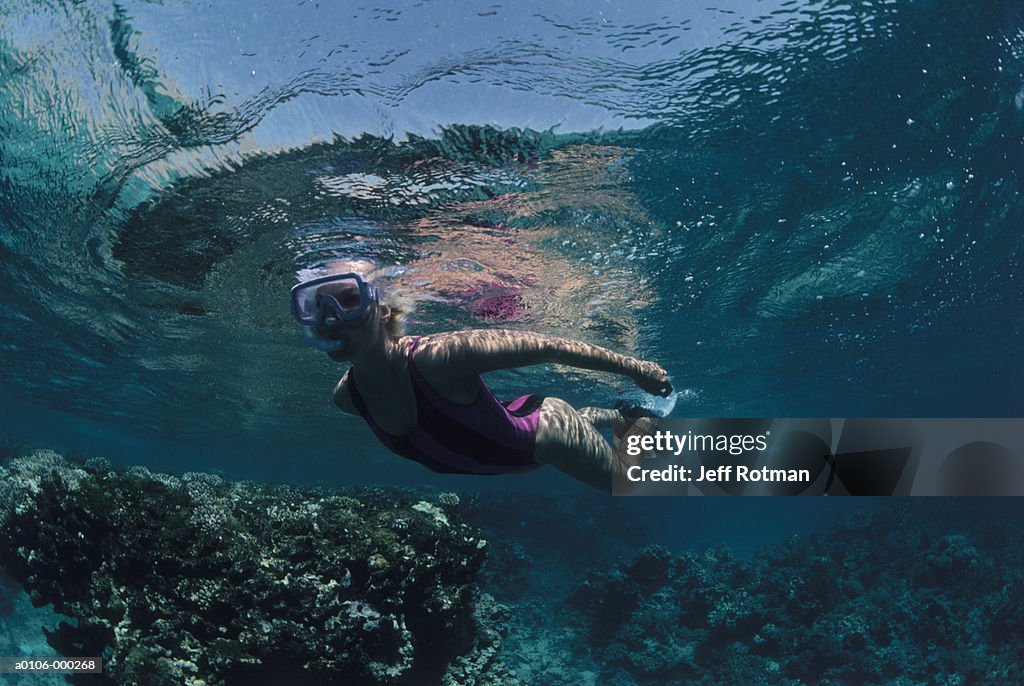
xmin=291 ymin=272 xmax=673 ymax=491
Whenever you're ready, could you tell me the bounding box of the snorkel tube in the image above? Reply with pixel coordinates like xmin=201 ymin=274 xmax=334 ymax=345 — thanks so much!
xmin=301 ymin=324 xmax=350 ymax=353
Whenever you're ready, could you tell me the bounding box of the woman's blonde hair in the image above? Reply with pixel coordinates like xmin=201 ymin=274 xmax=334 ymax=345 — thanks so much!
xmin=380 ymin=287 xmax=415 ymax=337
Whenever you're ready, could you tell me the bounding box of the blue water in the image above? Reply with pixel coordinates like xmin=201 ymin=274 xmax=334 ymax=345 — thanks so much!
xmin=3 ymin=3 xmax=1024 ymax=681
xmin=1 ymin=1 xmax=1023 ymax=492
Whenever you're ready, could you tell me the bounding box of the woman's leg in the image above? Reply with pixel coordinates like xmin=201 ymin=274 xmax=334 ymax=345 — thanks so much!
xmin=578 ymin=406 xmax=618 ymax=429
xmin=534 ymin=398 xmax=649 ymax=492
xmin=578 ymin=407 xmax=641 ymax=443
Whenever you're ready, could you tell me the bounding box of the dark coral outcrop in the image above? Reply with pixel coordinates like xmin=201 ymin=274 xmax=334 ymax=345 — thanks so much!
xmin=0 ymin=450 xmax=518 ymax=686
xmin=569 ymin=504 xmax=1024 ymax=685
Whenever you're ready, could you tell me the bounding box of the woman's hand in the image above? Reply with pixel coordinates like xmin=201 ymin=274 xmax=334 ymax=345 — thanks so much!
xmin=632 ymin=360 xmax=673 ymax=397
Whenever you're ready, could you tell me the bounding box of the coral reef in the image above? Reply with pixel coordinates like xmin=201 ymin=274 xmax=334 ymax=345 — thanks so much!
xmin=460 ymin=491 xmax=659 ymax=684
xmin=0 ymin=450 xmax=518 ymax=686
xmin=569 ymin=504 xmax=1024 ymax=685
xmin=462 ymin=490 xmax=655 ymax=597
xmin=4 ymin=448 xmax=1020 ymax=686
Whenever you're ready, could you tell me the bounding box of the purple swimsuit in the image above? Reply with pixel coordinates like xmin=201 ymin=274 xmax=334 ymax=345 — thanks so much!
xmin=345 ymin=337 xmax=543 ymax=475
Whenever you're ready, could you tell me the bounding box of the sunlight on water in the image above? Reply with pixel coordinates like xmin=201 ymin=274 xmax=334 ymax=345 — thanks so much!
xmin=0 ymin=0 xmax=1022 ymax=469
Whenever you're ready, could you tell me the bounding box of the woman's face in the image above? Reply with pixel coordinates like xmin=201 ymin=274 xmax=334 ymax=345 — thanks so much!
xmin=316 ymin=281 xmax=362 ymax=313
xmin=304 ymin=280 xmax=381 ymax=359
xmin=325 ymin=311 xmax=383 ymax=361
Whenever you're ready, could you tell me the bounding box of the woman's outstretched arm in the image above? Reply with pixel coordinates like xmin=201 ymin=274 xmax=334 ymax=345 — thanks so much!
xmin=418 ymin=329 xmax=673 ymax=396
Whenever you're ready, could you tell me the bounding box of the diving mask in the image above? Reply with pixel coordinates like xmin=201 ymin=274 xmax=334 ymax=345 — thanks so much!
xmin=290 ymin=273 xmax=380 ymax=352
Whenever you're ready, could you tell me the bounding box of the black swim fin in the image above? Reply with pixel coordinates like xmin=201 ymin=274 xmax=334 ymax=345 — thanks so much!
xmin=615 ymin=399 xmax=661 ymax=420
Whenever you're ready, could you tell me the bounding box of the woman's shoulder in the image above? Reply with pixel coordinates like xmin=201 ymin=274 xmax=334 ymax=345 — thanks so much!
xmin=332 ymin=370 xmax=357 ymax=414
xmin=406 ymin=331 xmax=478 ymax=365
xmin=406 ymin=332 xmax=488 ymax=383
